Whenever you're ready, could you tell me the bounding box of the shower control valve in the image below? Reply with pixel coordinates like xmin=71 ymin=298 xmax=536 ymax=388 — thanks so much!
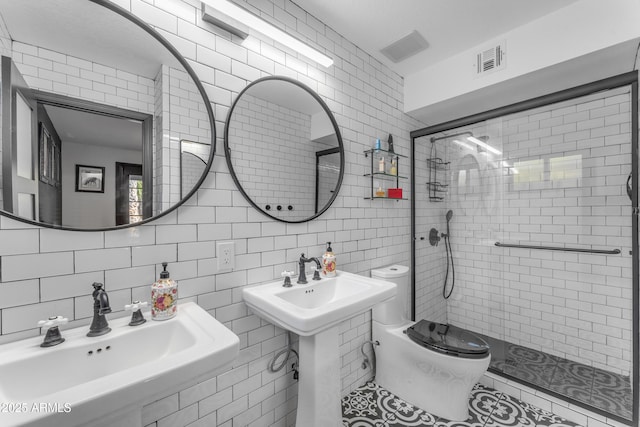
xmin=429 ymin=228 xmax=441 ymax=246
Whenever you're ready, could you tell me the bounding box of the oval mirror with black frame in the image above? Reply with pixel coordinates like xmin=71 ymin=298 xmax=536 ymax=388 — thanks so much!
xmin=0 ymin=0 xmax=215 ymax=230
xmin=224 ymin=77 xmax=344 ymax=223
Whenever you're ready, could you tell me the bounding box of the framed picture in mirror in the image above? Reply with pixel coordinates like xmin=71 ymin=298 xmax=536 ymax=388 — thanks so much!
xmin=76 ymin=165 xmax=105 ymax=193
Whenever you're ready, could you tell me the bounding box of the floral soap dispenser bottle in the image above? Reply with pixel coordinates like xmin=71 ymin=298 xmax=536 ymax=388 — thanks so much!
xmin=322 ymin=242 xmax=337 ymax=278
xmin=151 ymin=262 xmax=178 ymax=320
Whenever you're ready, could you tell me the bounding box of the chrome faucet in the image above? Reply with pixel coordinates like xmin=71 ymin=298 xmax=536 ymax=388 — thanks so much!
xmin=87 ymin=282 xmax=112 ymax=337
xmin=297 ymin=253 xmax=321 ymax=284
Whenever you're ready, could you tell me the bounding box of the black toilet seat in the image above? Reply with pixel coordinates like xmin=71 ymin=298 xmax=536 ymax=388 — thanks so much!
xmin=406 ymin=320 xmax=490 ymax=359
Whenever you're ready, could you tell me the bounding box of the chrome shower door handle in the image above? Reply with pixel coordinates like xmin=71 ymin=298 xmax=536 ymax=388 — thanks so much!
xmin=627 ymin=172 xmax=633 ymax=201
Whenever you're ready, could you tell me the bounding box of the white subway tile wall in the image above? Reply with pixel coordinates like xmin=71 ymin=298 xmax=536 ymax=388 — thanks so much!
xmin=13 ymin=41 xmax=210 ymax=218
xmin=0 ymin=0 xmax=418 ymax=426
xmin=12 ymin=41 xmax=155 ymax=113
xmin=229 ymin=94 xmax=321 ymax=219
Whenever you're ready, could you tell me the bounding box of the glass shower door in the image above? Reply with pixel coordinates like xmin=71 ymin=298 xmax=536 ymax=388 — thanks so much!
xmin=412 ymin=79 xmax=636 ymax=423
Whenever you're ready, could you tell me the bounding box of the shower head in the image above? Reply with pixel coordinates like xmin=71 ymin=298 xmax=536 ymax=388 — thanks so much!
xmin=467 ymin=135 xmax=502 ymax=155
xmin=446 ymin=210 xmax=453 ymax=222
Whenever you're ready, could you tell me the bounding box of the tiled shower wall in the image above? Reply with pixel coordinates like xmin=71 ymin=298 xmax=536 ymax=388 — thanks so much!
xmin=415 ymin=86 xmax=633 ymax=376
xmin=0 ymin=1 xmax=421 ymax=427
xmin=413 ymin=138 xmax=449 ymax=324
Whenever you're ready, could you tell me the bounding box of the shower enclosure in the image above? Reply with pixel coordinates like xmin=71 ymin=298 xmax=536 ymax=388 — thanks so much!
xmin=410 ymin=72 xmax=638 ymax=425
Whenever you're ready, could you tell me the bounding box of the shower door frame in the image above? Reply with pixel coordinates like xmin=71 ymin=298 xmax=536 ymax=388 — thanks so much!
xmin=410 ymin=71 xmax=639 ymax=425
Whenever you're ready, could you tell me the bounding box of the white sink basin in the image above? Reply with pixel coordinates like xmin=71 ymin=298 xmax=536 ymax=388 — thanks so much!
xmin=243 ymin=270 xmax=396 ymax=426
xmin=242 ymin=270 xmax=396 ymax=336
xmin=0 ymin=301 xmax=239 ymax=427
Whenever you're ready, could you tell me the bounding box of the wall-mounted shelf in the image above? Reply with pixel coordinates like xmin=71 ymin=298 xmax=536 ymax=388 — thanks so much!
xmin=364 ymin=149 xmax=406 ymax=200
xmin=426 ymin=157 xmax=449 ymax=170
xmin=426 ymin=182 xmax=448 ymax=201
xmin=426 ymin=146 xmax=450 ymax=201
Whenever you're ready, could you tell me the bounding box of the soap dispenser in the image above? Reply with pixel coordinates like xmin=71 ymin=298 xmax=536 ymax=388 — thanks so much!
xmin=322 ymin=242 xmax=337 ymax=278
xmin=151 ymin=262 xmax=178 ymax=320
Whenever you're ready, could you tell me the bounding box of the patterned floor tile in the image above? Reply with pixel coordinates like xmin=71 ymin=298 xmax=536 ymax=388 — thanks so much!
xmin=487 ymin=392 xmax=584 ymax=427
xmin=382 ymin=392 xmax=439 ymax=427
xmin=509 ymin=359 xmax=555 ymax=388
xmin=589 ymin=371 xmax=632 ymax=420
xmin=342 ymin=382 xmax=395 ymax=426
xmin=468 ymin=384 xmax=504 ymax=421
xmin=589 ymin=365 xmax=632 ymax=418
xmin=478 ymin=335 xmax=631 ymax=421
xmin=343 ymin=381 xmax=590 ymax=427
xmin=547 ymin=360 xmax=593 ymax=404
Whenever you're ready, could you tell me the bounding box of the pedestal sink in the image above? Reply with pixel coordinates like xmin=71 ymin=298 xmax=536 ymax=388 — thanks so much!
xmin=0 ymin=302 xmax=239 ymax=427
xmin=243 ymin=270 xmax=396 ymax=426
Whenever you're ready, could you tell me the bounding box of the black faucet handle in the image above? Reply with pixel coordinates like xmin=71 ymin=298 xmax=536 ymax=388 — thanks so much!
xmin=125 ymin=301 xmax=148 ymax=326
xmin=92 ymin=282 xmax=105 ymax=290
xmin=37 ymin=315 xmax=68 ymax=329
xmin=281 ymin=271 xmax=294 ymax=287
xmin=37 ymin=315 xmax=68 ymax=347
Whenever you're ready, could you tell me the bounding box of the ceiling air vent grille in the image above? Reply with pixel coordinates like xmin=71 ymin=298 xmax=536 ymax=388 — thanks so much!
xmin=475 ymin=42 xmax=506 ymax=76
xmin=380 ymin=30 xmax=429 ymax=64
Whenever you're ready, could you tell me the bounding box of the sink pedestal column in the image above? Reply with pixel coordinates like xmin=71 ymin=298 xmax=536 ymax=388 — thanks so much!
xmin=296 ymin=325 xmax=342 ymax=426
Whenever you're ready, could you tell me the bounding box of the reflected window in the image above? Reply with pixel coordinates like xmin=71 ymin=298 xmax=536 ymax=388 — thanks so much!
xmin=129 ymin=175 xmax=143 ymax=224
xmin=550 ymin=154 xmax=582 ymax=181
xmin=514 ymin=159 xmax=544 ymax=183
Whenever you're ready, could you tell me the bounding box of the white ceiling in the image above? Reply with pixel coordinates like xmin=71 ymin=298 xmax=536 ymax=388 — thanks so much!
xmin=0 ymin=0 xmax=180 ymax=79
xmin=44 ymin=106 xmax=143 ymax=152
xmin=0 ymin=0 xmax=175 ymax=151
xmin=292 ymin=0 xmax=580 ymax=77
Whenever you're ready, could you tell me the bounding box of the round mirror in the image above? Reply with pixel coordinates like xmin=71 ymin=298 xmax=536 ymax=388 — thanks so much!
xmin=225 ymin=77 xmax=344 ymax=223
xmin=0 ymin=0 xmax=215 ymax=230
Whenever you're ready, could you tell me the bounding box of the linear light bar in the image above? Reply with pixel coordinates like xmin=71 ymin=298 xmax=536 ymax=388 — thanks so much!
xmin=467 ymin=136 xmax=502 ymax=155
xmin=452 ymin=139 xmax=474 ymax=151
xmin=201 ymin=0 xmax=334 ymax=68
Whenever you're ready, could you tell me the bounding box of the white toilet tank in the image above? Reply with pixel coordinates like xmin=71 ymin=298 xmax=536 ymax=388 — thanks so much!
xmin=371 ymin=265 xmax=409 ymax=326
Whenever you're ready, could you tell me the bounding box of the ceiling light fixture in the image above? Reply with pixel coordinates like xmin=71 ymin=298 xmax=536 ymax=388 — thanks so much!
xmin=452 ymin=139 xmax=474 ymax=151
xmin=467 ymin=136 xmax=502 ymax=155
xmin=201 ymin=0 xmax=334 ymax=68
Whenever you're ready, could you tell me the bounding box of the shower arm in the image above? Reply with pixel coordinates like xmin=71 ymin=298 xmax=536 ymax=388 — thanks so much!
xmin=430 ymin=131 xmax=473 ymax=143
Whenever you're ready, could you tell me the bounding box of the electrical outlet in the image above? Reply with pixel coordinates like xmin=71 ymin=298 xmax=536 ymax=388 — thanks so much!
xmin=217 ymin=241 xmax=235 ymax=272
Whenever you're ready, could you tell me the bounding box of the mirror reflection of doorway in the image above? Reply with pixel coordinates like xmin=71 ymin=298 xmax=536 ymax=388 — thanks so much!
xmin=1 ymin=56 xmax=39 ymax=221
xmin=115 ymin=162 xmax=143 ymax=226
xmin=1 ymin=54 xmax=154 ymax=228
xmin=36 ymin=92 xmax=152 ymax=228
xmin=315 ymin=147 xmax=340 ymax=213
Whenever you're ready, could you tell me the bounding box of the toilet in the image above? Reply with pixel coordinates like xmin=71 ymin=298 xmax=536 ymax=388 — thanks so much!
xmin=371 ymin=265 xmax=491 ymax=421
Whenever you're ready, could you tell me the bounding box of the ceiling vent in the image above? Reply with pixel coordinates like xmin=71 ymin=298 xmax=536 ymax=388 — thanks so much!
xmin=475 ymin=41 xmax=506 ymax=76
xmin=380 ymin=30 xmax=429 ymax=63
